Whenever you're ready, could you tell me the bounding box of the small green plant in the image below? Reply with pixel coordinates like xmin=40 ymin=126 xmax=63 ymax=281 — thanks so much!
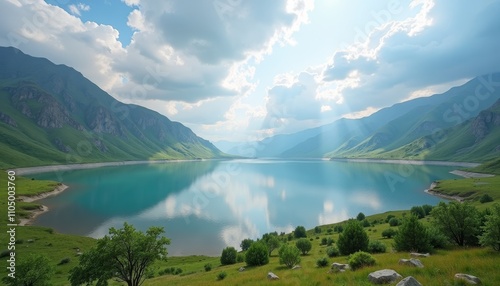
xmin=337 ymin=220 xmax=369 ymax=255
xmin=316 ymin=257 xmax=329 ymax=267
xmin=368 ymin=240 xmax=386 ymax=253
xmin=479 ymin=194 xmax=494 ymax=204
xmin=58 ymin=257 xmax=71 ymax=265
xmin=217 ymin=271 xmax=227 ymax=281
xmin=326 ymin=245 xmax=340 ymax=257
xmin=385 ymin=214 xmax=395 ymax=223
xmin=204 ymin=263 xmax=212 ymax=272
xmin=236 ymin=253 xmax=245 ymax=263
xmin=321 ymin=237 xmax=328 ymax=245
xmin=348 ymin=251 xmax=376 ymax=270
xmin=389 ymin=217 xmax=400 ymax=226
xmin=381 ymin=228 xmax=397 ymax=238
xmin=326 ymin=237 xmax=334 ymax=246
xmin=278 ymin=244 xmax=301 ymax=268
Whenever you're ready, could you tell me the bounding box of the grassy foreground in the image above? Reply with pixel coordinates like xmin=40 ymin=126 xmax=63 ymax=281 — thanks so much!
xmin=1 ymin=170 xmax=499 ymax=285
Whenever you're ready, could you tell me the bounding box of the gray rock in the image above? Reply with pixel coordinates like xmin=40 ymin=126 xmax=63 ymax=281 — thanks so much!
xmin=238 ymin=267 xmax=245 ymax=272
xmin=368 ymin=269 xmax=402 ymax=284
xmin=396 ymin=276 xmax=422 ymax=286
xmin=76 ymin=252 xmax=83 ymax=256
xmin=267 ymin=272 xmax=279 ymax=280
xmin=331 ymin=262 xmax=350 ymax=272
xmin=291 ymin=265 xmax=301 ymax=270
xmin=398 ymin=258 xmax=424 ymax=268
xmin=410 ymin=252 xmax=430 ymax=258
xmin=455 ymin=273 xmax=481 ymax=284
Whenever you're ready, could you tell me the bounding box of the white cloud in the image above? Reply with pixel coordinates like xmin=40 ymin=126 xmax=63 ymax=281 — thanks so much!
xmin=122 ymin=0 xmax=140 ymax=7
xmin=68 ymin=3 xmax=90 ymax=16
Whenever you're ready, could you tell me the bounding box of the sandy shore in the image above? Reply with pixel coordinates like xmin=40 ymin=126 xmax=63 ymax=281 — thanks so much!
xmin=330 ymin=158 xmax=480 ymax=168
xmin=424 ymin=182 xmax=464 ymax=202
xmin=18 ymin=184 xmax=69 ymax=226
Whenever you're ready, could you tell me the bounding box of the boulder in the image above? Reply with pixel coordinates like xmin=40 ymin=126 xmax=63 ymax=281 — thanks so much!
xmin=331 ymin=262 xmax=350 ymax=272
xmin=455 ymin=273 xmax=481 ymax=285
xmin=368 ymin=269 xmax=402 ymax=284
xmin=396 ymin=276 xmax=422 ymax=286
xmin=398 ymin=258 xmax=424 ymax=268
xmin=238 ymin=267 xmax=245 ymax=272
xmin=410 ymin=252 xmax=430 ymax=258
xmin=292 ymin=265 xmax=301 ymax=270
xmin=267 ymin=272 xmax=279 ymax=280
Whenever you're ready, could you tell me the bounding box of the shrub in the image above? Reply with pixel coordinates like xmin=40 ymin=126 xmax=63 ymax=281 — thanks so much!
xmin=480 ymin=203 xmax=500 ymax=251
xmin=294 ymin=226 xmax=307 ymax=238
xmin=348 ymin=251 xmax=376 ymax=270
xmin=220 ymin=247 xmax=237 ymax=265
xmin=356 ymin=212 xmax=366 ymax=221
xmin=381 ymin=228 xmax=397 ymax=239
xmin=316 ymin=257 xmax=329 ymax=267
xmin=362 ymin=219 xmax=371 ymax=227
xmin=326 ymin=237 xmax=334 ymax=246
xmin=427 ymin=226 xmax=449 ymax=249
xmin=314 ymin=226 xmax=322 ymax=234
xmin=58 ymin=257 xmax=71 ymax=265
xmin=327 ymin=228 xmax=334 ymax=234
xmin=385 ymin=214 xmax=395 ymax=223
xmin=240 ymin=239 xmax=254 ymax=251
xmin=321 ymin=237 xmax=328 ymax=245
xmin=245 ymin=241 xmax=269 ymax=266
xmin=431 ymin=201 xmax=481 ymax=246
xmin=278 ymin=244 xmax=301 ymax=268
xmin=326 ymin=245 xmax=340 ymax=257
xmin=0 ymin=250 xmax=10 ymax=258
xmin=295 ymin=238 xmax=312 ymax=255
xmin=204 ymin=263 xmax=212 ymax=272
xmin=411 ymin=206 xmax=426 ymax=219
xmin=334 ymin=225 xmax=343 ymax=233
xmin=217 ymin=271 xmax=227 ymax=281
xmin=236 ymin=253 xmax=244 ymax=263
xmin=2 ymin=254 xmax=53 ymax=286
xmin=479 ymin=194 xmax=494 ymax=204
xmin=422 ymin=204 xmax=434 ymax=216
xmin=368 ymin=240 xmax=386 ymax=253
xmin=266 ymin=236 xmax=281 ymax=255
xmin=337 ymin=220 xmax=369 ymax=255
xmin=394 ymin=215 xmax=432 ymax=253
xmin=389 ymin=217 xmax=400 ymax=226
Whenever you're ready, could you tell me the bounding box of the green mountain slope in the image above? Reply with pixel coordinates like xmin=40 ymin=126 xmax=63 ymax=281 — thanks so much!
xmin=0 ymin=47 xmax=225 ymax=168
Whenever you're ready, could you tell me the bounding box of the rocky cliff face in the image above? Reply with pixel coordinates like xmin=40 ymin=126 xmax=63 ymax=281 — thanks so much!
xmin=471 ymin=100 xmax=500 ymax=142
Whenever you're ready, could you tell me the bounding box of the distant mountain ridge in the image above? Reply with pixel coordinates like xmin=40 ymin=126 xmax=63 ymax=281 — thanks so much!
xmin=0 ymin=46 xmax=225 ymax=168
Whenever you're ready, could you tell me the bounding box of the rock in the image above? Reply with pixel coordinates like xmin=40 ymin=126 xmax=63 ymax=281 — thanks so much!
xmin=396 ymin=276 xmax=422 ymax=286
xmin=238 ymin=267 xmax=245 ymax=272
xmin=292 ymin=265 xmax=301 ymax=270
xmin=410 ymin=252 xmax=430 ymax=258
xmin=267 ymin=272 xmax=279 ymax=280
xmin=455 ymin=273 xmax=481 ymax=285
xmin=368 ymin=269 xmax=402 ymax=284
xmin=331 ymin=262 xmax=350 ymax=272
xmin=398 ymin=258 xmax=424 ymax=268
xmin=76 ymin=252 xmax=83 ymax=256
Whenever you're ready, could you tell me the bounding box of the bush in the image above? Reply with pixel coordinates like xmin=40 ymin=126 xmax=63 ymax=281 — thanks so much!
xmin=348 ymin=251 xmax=376 ymax=270
xmin=217 ymin=271 xmax=227 ymax=281
xmin=385 ymin=214 xmax=395 ymax=223
xmin=240 ymin=239 xmax=254 ymax=251
xmin=431 ymin=202 xmax=481 ymax=246
xmin=337 ymin=220 xmax=369 ymax=255
xmin=266 ymin=236 xmax=281 ymax=255
xmin=326 ymin=237 xmax=334 ymax=246
xmin=220 ymin=247 xmax=237 ymax=265
xmin=327 ymin=228 xmax=334 ymax=234
xmin=58 ymin=257 xmax=71 ymax=265
xmin=422 ymin=204 xmax=434 ymax=216
xmin=393 ymin=215 xmax=432 ymax=253
xmin=427 ymin=226 xmax=449 ymax=249
xmin=204 ymin=263 xmax=212 ymax=272
xmin=362 ymin=219 xmax=371 ymax=227
xmin=245 ymin=241 xmax=269 ymax=266
xmin=295 ymin=238 xmax=312 ymax=255
xmin=356 ymin=212 xmax=366 ymax=221
xmin=320 ymin=237 xmax=328 ymax=245
xmin=368 ymin=240 xmax=386 ymax=253
xmin=316 ymin=257 xmax=329 ymax=267
xmin=0 ymin=250 xmax=10 ymax=258
xmin=480 ymin=203 xmax=500 ymax=251
xmin=236 ymin=253 xmax=245 ymax=263
xmin=278 ymin=244 xmax=301 ymax=268
xmin=334 ymin=225 xmax=343 ymax=233
xmin=389 ymin=217 xmax=400 ymax=226
xmin=411 ymin=206 xmax=426 ymax=219
xmin=381 ymin=228 xmax=397 ymax=239
xmin=314 ymin=226 xmax=322 ymax=234
xmin=2 ymin=254 xmax=53 ymax=286
xmin=294 ymin=226 xmax=307 ymax=238
xmin=479 ymin=194 xmax=494 ymax=204
xmin=326 ymin=245 xmax=340 ymax=257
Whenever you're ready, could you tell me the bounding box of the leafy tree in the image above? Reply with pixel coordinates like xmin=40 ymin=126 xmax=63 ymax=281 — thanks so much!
xmin=362 ymin=219 xmax=371 ymax=227
xmin=393 ymin=215 xmax=432 ymax=253
xmin=427 ymin=225 xmax=449 ymax=249
xmin=294 ymin=226 xmax=307 ymax=238
xmin=314 ymin=226 xmax=322 ymax=234
xmin=389 ymin=217 xmax=400 ymax=226
xmin=337 ymin=220 xmax=369 ymax=255
xmin=245 ymin=241 xmax=269 ymax=266
xmin=421 ymin=204 xmax=434 ymax=216
xmin=385 ymin=214 xmax=395 ymax=223
xmin=480 ymin=203 xmax=500 ymax=251
xmin=69 ymin=222 xmax=170 ymax=286
xmin=3 ymin=254 xmax=53 ymax=286
xmin=220 ymin=247 xmax=237 ymax=265
xmin=320 ymin=237 xmax=328 ymax=245
xmin=295 ymin=238 xmax=312 ymax=255
xmin=431 ymin=202 xmax=481 ymax=246
xmin=356 ymin=212 xmax=366 ymax=221
xmin=266 ymin=236 xmax=281 ymax=255
xmin=334 ymin=225 xmax=343 ymax=233
xmin=278 ymin=244 xmax=301 ymax=268
xmin=381 ymin=228 xmax=397 ymax=239
xmin=410 ymin=206 xmax=426 ymax=219
xmin=240 ymin=239 xmax=254 ymax=251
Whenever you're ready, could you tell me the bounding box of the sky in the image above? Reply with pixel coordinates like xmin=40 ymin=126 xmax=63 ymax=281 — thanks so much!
xmin=1 ymin=0 xmax=500 ymax=142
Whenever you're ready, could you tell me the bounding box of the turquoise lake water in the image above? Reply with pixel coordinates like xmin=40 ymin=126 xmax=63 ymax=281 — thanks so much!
xmin=31 ymin=159 xmax=459 ymax=256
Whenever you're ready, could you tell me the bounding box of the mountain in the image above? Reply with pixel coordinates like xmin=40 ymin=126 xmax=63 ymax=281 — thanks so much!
xmin=0 ymin=47 xmax=225 ymax=168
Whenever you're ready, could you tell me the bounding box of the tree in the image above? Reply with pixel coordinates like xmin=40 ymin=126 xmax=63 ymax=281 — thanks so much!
xmin=69 ymin=222 xmax=170 ymax=286
xmin=421 ymin=204 xmax=434 ymax=216
xmin=356 ymin=212 xmax=366 ymax=221
xmin=240 ymin=239 xmax=254 ymax=251
xmin=410 ymin=206 xmax=426 ymax=219
xmin=337 ymin=220 xmax=369 ymax=255
xmin=294 ymin=226 xmax=307 ymax=238
xmin=381 ymin=228 xmax=397 ymax=239
xmin=314 ymin=226 xmax=322 ymax=234
xmin=3 ymin=254 xmax=53 ymax=286
xmin=295 ymin=238 xmax=312 ymax=255
xmin=266 ymin=236 xmax=281 ymax=256
xmin=220 ymin=247 xmax=237 ymax=265
xmin=431 ymin=201 xmax=481 ymax=246
xmin=389 ymin=217 xmax=400 ymax=226
xmin=245 ymin=241 xmax=269 ymax=266
xmin=393 ymin=215 xmax=432 ymax=253
xmin=278 ymin=244 xmax=301 ymax=268
xmin=480 ymin=203 xmax=500 ymax=251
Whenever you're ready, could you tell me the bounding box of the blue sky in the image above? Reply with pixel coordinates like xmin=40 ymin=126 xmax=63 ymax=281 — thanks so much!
xmin=1 ymin=0 xmax=500 ymax=142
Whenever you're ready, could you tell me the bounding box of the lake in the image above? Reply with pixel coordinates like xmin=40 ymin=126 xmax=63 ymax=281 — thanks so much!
xmin=31 ymin=159 xmax=460 ymax=256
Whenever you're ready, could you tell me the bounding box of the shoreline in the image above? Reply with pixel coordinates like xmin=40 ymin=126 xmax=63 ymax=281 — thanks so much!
xmin=18 ymin=183 xmax=69 ymax=226
xmin=330 ymin=158 xmax=480 ymax=168
xmin=424 ymin=182 xmax=464 ymax=202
